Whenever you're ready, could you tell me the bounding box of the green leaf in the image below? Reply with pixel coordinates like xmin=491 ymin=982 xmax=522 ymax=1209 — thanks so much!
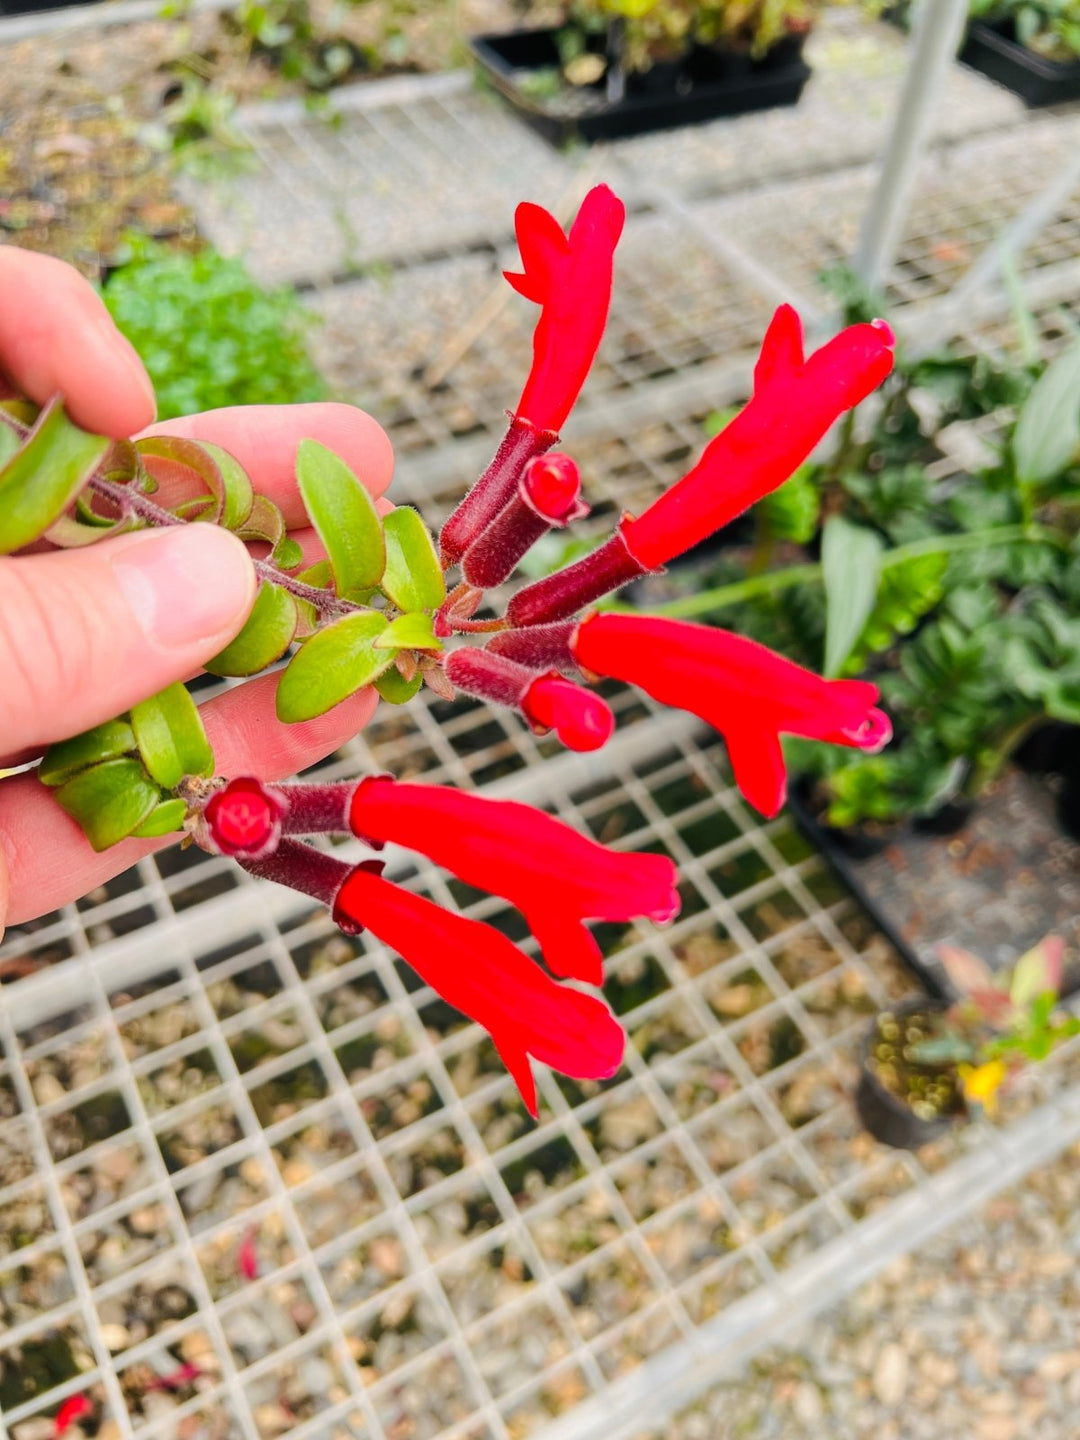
xmin=235 ymin=492 xmax=301 ymax=570
xmin=1013 ymin=338 xmax=1080 ymax=486
xmin=136 ymin=434 xmax=249 ymax=529
xmin=0 ymin=399 xmax=110 ymax=554
xmin=374 ymin=666 xmax=424 ymax=705
xmin=205 ymin=582 xmax=298 ymax=676
xmin=39 ymin=721 xmax=137 ymax=787
xmin=756 ymin=465 xmax=819 ymax=544
xmin=199 ymin=441 xmax=255 ymax=531
xmin=373 ymin=612 xmax=442 ymax=651
xmin=54 ymin=758 xmax=162 ymax=851
xmin=276 ymin=610 xmax=393 ymax=723
xmin=822 ymin=516 xmax=884 ymax=677
xmin=1010 ymin=938 xmax=1060 ymax=1008
xmin=0 ymin=417 xmax=21 ymax=468
xmin=130 ymin=797 xmax=188 ymax=838
xmin=130 ymin=683 xmax=214 ymax=788
xmin=296 ymin=439 xmax=385 ymax=597
xmin=380 ymin=507 xmax=445 ymax=612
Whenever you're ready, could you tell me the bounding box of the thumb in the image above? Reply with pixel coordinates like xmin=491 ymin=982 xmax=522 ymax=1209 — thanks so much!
xmin=0 ymin=526 xmax=256 ymax=757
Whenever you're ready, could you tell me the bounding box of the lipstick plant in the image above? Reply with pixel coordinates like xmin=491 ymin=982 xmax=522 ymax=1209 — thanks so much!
xmin=2 ymin=185 xmax=897 ymax=1115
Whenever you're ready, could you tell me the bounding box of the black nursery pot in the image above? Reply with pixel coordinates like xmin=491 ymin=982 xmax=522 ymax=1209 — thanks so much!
xmin=960 ymin=20 xmax=1080 ymax=107
xmin=856 ymin=998 xmax=966 ymax=1150
xmin=788 ymin=775 xmax=898 ymax=860
xmin=468 ymin=27 xmax=811 ymax=147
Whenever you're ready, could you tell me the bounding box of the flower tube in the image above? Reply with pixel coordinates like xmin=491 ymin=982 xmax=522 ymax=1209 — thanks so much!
xmin=334 ymin=865 xmax=625 ymax=1115
xmin=573 ymin=612 xmax=891 ymax=818
xmin=350 ymin=777 xmax=680 ymax=985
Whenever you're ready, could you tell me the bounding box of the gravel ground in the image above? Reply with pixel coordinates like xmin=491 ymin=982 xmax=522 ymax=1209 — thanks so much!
xmin=638 ymin=1140 xmax=1080 ymax=1440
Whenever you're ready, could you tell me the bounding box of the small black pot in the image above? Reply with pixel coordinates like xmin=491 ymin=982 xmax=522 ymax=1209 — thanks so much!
xmin=789 ymin=775 xmax=900 ymax=859
xmin=856 ymin=998 xmax=967 ymax=1150
xmin=960 ymin=20 xmax=1080 ymax=107
xmin=912 ymin=798 xmax=975 ymax=838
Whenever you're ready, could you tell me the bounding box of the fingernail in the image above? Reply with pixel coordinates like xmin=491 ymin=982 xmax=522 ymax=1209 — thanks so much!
xmin=110 ymin=526 xmax=256 ymax=652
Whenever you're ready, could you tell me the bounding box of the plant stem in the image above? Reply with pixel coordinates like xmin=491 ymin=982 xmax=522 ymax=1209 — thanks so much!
xmin=639 ymin=524 xmax=1051 ymax=620
xmin=88 ymin=475 xmax=358 ymax=619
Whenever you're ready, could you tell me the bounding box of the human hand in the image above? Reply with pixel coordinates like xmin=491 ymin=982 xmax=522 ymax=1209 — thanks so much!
xmin=0 ymin=246 xmax=393 ymax=938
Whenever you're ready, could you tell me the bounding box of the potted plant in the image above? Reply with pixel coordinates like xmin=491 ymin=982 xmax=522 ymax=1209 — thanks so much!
xmin=962 ymin=1 xmax=1080 ymax=105
xmin=468 ymin=0 xmax=826 ymax=146
xmin=884 ymin=0 xmax=1080 ymax=106
xmin=858 ymin=936 xmax=1078 ymax=1147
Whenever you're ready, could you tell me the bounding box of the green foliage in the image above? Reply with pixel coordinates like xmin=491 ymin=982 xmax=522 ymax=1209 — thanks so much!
xmin=970 ymin=0 xmax=1080 ymax=60
xmin=0 ymin=401 xmax=110 ymax=555
xmin=41 ymin=684 xmax=216 ymax=849
xmin=756 ymin=465 xmax=820 ymax=544
xmin=102 ymin=239 xmax=327 ymax=420
xmin=560 ymin=0 xmax=830 ymax=75
xmin=821 ymin=515 xmax=883 ymax=676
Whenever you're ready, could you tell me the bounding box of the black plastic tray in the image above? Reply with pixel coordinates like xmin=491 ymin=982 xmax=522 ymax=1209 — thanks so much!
xmin=960 ymin=20 xmax=1080 ymax=108
xmin=790 ymin=768 xmax=1080 ymax=1002
xmin=468 ymin=27 xmax=811 ymax=147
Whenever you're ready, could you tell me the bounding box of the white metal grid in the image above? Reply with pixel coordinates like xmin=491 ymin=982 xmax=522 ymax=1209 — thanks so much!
xmin=5 ymin=708 xmax=1080 ymax=1440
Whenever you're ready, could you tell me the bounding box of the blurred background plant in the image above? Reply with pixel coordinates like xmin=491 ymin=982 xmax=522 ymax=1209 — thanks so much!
xmin=533 ymin=0 xmax=834 ymax=83
xmin=970 ymin=0 xmax=1080 ymax=61
xmin=102 ymin=236 xmax=328 ymax=418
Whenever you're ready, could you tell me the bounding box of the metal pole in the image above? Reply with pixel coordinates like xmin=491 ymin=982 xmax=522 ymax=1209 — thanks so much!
xmin=852 ymin=0 xmax=970 ymax=291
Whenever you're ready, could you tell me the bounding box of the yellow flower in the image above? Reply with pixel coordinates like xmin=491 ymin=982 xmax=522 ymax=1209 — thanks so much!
xmin=958 ymin=1059 xmax=1008 ymax=1115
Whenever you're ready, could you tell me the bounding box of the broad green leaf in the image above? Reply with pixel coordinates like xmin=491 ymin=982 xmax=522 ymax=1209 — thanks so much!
xmin=822 ymin=516 xmax=884 ymax=677
xmin=0 ymin=399 xmax=110 ymax=554
xmin=373 ymin=612 xmax=442 ymax=651
xmin=130 ymin=683 xmax=214 ymax=789
xmin=381 ymin=507 xmax=445 ymax=612
xmin=205 ymin=582 xmax=298 ymax=676
xmin=375 ymin=667 xmax=424 ymax=705
xmin=39 ymin=721 xmax=136 ymax=787
xmin=130 ymin=797 xmax=188 ymax=838
xmin=296 ymin=439 xmax=385 ymax=596
xmin=276 ymin=610 xmax=393 ymax=723
xmin=1013 ymin=339 xmax=1080 ymax=486
xmin=54 ymin=759 xmax=162 ymax=851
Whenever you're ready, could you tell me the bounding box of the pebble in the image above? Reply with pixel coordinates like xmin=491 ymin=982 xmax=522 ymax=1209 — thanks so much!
xmin=872 ymin=1344 xmax=909 ymax=1407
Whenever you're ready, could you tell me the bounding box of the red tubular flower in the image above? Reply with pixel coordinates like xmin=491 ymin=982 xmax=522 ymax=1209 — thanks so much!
xmin=573 ymin=613 xmax=892 ymax=819
xmin=505 ymin=306 xmax=895 ymax=628
xmin=445 ymin=648 xmax=614 ymax=752
xmin=620 ymin=306 xmax=896 ymax=570
xmin=509 ymin=184 xmax=626 ymax=434
xmin=204 ymin=777 xmax=289 ymax=860
xmin=54 ymin=1398 xmax=93 ymax=1438
xmin=334 ymin=866 xmax=625 ymax=1115
xmin=439 ymin=185 xmax=625 ymax=566
xmin=350 ymin=777 xmax=679 ymax=986
xmin=461 ymin=453 xmax=589 ymax=590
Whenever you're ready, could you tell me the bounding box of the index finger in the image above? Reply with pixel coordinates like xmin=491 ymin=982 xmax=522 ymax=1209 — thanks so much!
xmin=0 ymin=247 xmax=157 ymax=438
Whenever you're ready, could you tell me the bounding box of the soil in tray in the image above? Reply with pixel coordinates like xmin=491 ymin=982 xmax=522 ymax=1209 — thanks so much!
xmin=807 ymin=768 xmax=1080 ymax=997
